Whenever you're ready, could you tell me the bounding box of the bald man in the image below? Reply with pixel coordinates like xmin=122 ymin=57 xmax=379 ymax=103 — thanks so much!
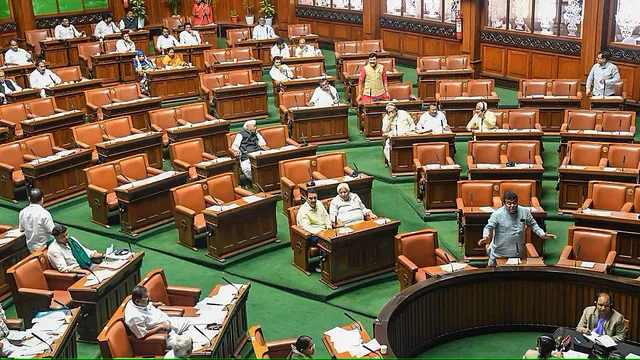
xmin=577 ymin=293 xmax=626 ymax=342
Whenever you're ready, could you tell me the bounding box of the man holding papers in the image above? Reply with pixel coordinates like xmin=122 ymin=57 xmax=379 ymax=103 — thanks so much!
xmin=47 ymin=224 xmax=103 ymax=273
xmin=125 ymin=285 xmax=177 ymax=348
xmin=329 ymin=183 xmax=376 ymax=226
xmin=478 ymin=191 xmax=555 ymax=267
xmin=577 ymin=293 xmax=626 ymax=342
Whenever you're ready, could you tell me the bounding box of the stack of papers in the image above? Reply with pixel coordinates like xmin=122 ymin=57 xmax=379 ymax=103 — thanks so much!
xmin=280 ymin=145 xmax=298 ymax=151
xmin=440 ymin=262 xmax=467 ymax=272
xmin=583 ymin=129 xmax=598 ymax=134
xmin=338 ymin=227 xmax=354 ymax=235
xmin=108 ymin=132 xmax=154 ymax=144
xmin=583 ymin=208 xmax=612 ymax=217
xmin=514 ymin=163 xmax=534 ymax=168
xmin=324 ymin=327 xmax=381 ymax=358
xmin=595 ymin=335 xmax=617 ymax=348
xmin=197 ymin=156 xmax=233 ymax=166
xmin=374 ymin=218 xmax=391 ymax=225
xmin=479 ymin=206 xmax=495 ymax=213
xmin=84 ymin=269 xmax=116 ymax=286
xmin=242 ymin=195 xmax=263 ymax=203
xmin=563 ymin=165 xmax=586 ymax=170
xmin=564 ymin=350 xmax=590 ymax=358
xmin=603 ymin=167 xmax=618 ymax=172
xmin=579 ymin=261 xmax=596 ymax=268
xmin=207 ymin=203 xmax=240 ymax=212
xmin=115 ymin=171 xmax=177 ymax=190
xmin=183 ymin=325 xmax=219 ymax=351
xmin=567 ymin=129 xmax=581 ymax=133
xmin=476 ymin=164 xmax=501 ymax=169
xmin=314 ymin=179 xmax=340 ymax=186
xmin=28 ymin=149 xmax=78 ymax=165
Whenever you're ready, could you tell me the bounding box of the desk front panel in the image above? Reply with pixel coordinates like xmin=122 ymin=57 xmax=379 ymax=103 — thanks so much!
xmin=559 ymin=170 xmax=639 ymax=213
xmin=518 ymin=99 xmax=581 ymax=132
xmin=250 ymin=147 xmax=318 ymax=192
xmin=574 ymin=214 xmax=640 ymax=270
xmin=148 ymin=69 xmax=200 ymax=102
xmin=422 ymin=169 xmax=460 ymax=213
xmin=96 ymin=135 xmax=164 ymax=169
xmin=214 ymin=86 xmax=268 ymax=122
xmin=290 ymin=108 xmax=349 ymax=144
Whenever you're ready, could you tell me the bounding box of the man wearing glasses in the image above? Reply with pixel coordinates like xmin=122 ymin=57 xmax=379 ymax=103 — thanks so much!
xmin=577 ymin=292 xmax=626 ymax=342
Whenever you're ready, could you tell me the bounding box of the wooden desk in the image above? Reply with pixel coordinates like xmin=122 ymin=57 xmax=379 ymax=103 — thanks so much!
xmin=147 ymin=66 xmax=200 ymax=103
xmin=95 ymin=132 xmax=164 ymax=169
xmin=232 ymin=38 xmax=277 ymax=68
xmin=422 ymin=264 xmax=476 ymax=278
xmin=286 ymin=104 xmax=349 ymax=145
xmin=439 ymin=97 xmax=500 ymax=132
xmin=40 ymin=37 xmax=90 ymax=68
xmin=317 ymin=218 xmax=400 ymax=289
xmin=387 ymin=133 xmax=456 ymax=177
xmin=174 ymin=44 xmax=214 ymax=72
xmin=115 ymin=171 xmax=188 ymax=235
xmin=474 ymin=129 xmax=544 ymax=144
xmin=100 ymin=97 xmax=162 ymax=131
xmin=20 ymin=110 xmax=85 ymax=149
xmin=203 ymin=194 xmax=279 ymax=262
xmin=559 ymin=130 xmax=635 ymax=161
xmin=0 ymin=63 xmax=35 ymax=88
xmin=555 ymin=258 xmax=608 ymax=273
xmin=128 ymin=30 xmax=151 ymax=55
xmin=322 ymin=321 xmax=381 ymax=358
xmin=299 ymin=175 xmax=374 ymax=210
xmin=495 ymin=257 xmax=545 ymax=267
xmin=416 ymin=164 xmax=462 ymax=214
xmin=166 ymin=120 xmax=230 ymax=158
xmin=194 ymin=157 xmax=236 ymax=179
xmin=248 ymin=144 xmax=318 ymax=192
xmin=518 ymin=95 xmax=581 ymax=132
xmin=208 ymin=59 xmax=263 ymax=81
xmin=344 ymin=69 xmax=404 ymax=107
xmin=68 ymin=252 xmax=144 ymax=342
xmin=588 ymin=95 xmax=626 ymax=110
xmin=194 ymin=24 xmax=219 ymax=48
xmin=88 ymin=53 xmax=119 ymax=85
xmin=5 ymin=88 xmax=40 ymax=103
xmin=0 ymin=126 xmax=8 ymax=144
xmin=468 ymin=164 xmax=544 ymax=196
xmin=36 ymin=308 xmax=80 ymax=358
xmin=558 ymin=166 xmax=639 ymax=213
xmin=0 ymin=232 xmax=28 ymax=302
xmin=275 ymin=76 xmax=337 ymax=108
xmin=212 ymin=82 xmax=268 ymax=122
xmin=21 ymin=148 xmax=93 ymax=205
xmin=418 ymin=69 xmax=474 ymax=101
xmin=283 ymin=55 xmax=326 ymax=69
xmin=358 ymin=100 xmax=423 ymax=139
xmin=45 ymin=79 xmax=103 ymax=113
xmin=573 ymin=209 xmax=640 ymax=270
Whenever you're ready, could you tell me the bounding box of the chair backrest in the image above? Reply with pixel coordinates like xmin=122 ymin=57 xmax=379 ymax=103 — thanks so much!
xmin=361 ymin=40 xmax=383 ymax=53
xmin=280 ymin=91 xmax=307 ymax=108
xmin=24 ymin=134 xmax=55 ymax=157
xmin=613 ymin=81 xmax=624 ymax=95
xmin=499 ymin=181 xmax=535 ymax=207
xmin=13 ymin=257 xmax=49 ymax=290
xmin=551 ymin=79 xmax=579 ymax=96
xmin=78 ymin=42 xmax=102 ymax=68
xmin=470 ymin=141 xmax=501 ymax=164
xmin=343 ymin=61 xmax=365 ymax=76
xmin=437 ymin=81 xmax=463 ymax=97
xmin=635 ymin=188 xmax=640 ymax=213
xmin=568 ymin=142 xmax=603 ymax=166
xmin=520 ymin=79 xmax=547 ymax=96
xmin=506 ymin=141 xmax=539 ymax=164
xmin=445 ymin=56 xmax=468 ymax=69
xmin=565 ymin=110 xmax=597 ymax=130
xmin=178 ymin=103 xmax=208 ymax=124
xmin=260 ymin=125 xmax=288 ymax=148
xmin=388 ymin=82 xmax=413 ymax=100
xmin=0 ymin=143 xmax=26 ymax=169
xmin=85 ymin=163 xmax=118 ymax=193
xmin=467 ymin=79 xmax=493 ymax=97
xmin=507 ymin=109 xmax=539 ymax=129
xmin=0 ymin=103 xmax=28 ymax=127
xmin=608 ymin=144 xmax=640 ymax=168
xmin=149 ymin=108 xmax=178 ymax=131
xmin=102 ymin=319 xmax=135 ymax=358
xmin=56 ymin=66 xmax=83 ymax=82
xmin=592 ymin=182 xmax=628 ymax=211
xmin=104 ymin=116 xmax=134 ymax=138
xmin=205 ymin=173 xmax=237 ymax=203
xmin=397 ymin=229 xmax=439 ymax=268
xmin=413 ymin=143 xmax=448 ymax=165
xmin=113 ymin=84 xmax=140 ymax=101
xmin=72 ymin=123 xmax=104 ymax=149
xmin=288 ymin=24 xmax=312 ymax=36
xmin=601 ymin=111 xmax=634 ymax=132
xmin=103 ymin=40 xmax=118 ymax=53
xmin=316 ymin=152 xmax=347 ymax=178
xmin=570 ymin=227 xmax=615 ymax=263
xmin=201 ymin=73 xmax=226 ymax=90
xmin=163 ymin=16 xmax=187 ymax=30
xmin=226 ymin=28 xmax=251 ymax=45
xmin=85 ymin=88 xmax=112 ymax=108
xmin=227 ymin=70 xmax=252 ymax=85
xmin=281 ymin=159 xmax=312 ymax=185
xmin=171 ymin=139 xmax=204 ymax=166
xmin=119 ymin=155 xmax=150 ymax=180
xmin=335 ymin=41 xmax=358 ymax=54
xmin=295 ymin=62 xmax=324 ymax=78
xmin=231 ymin=47 xmax=253 ymax=60
xmin=25 ymin=29 xmax=49 ymax=54
xmin=459 ymin=182 xmax=494 ymax=207
xmin=418 ymin=56 xmax=442 ymax=70
xmin=205 ymin=49 xmax=228 ymax=65
xmin=173 ymin=182 xmax=206 ymax=213
xmin=140 ymin=269 xmax=171 ymax=306
xmin=377 ymin=58 xmax=395 ymax=72
xmin=27 ymin=98 xmax=56 ymax=116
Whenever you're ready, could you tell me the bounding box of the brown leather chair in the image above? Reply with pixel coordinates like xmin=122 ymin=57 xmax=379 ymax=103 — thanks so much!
xmin=279 ymin=158 xmax=313 ymax=213
xmin=634 ymin=187 xmax=640 ymax=213
xmin=226 ymin=28 xmax=251 ymax=46
xmin=56 ymin=66 xmax=83 ymax=82
xmin=557 ymin=226 xmax=617 ymax=273
xmin=316 ymin=151 xmax=353 ymax=178
xmin=456 ymin=181 xmax=494 ymax=218
xmin=78 ymin=42 xmax=102 ymax=77
xmin=293 ymin=62 xmax=325 ymax=78
xmin=519 ymin=79 xmax=547 ymax=97
xmin=334 ymin=41 xmax=358 ymax=55
xmin=25 ymin=29 xmax=50 ymax=56
xmin=103 ymin=40 xmax=118 ymax=53
xmin=227 ymin=69 xmax=253 ymax=85
xmin=72 ymin=122 xmax=103 ymax=163
xmin=163 ymin=16 xmax=188 ymax=31
xmin=84 ymin=163 xmax=119 ymax=227
xmin=467 ymin=79 xmax=496 ymax=97
xmin=497 ymin=180 xmax=541 ymax=208
xmin=395 ymin=229 xmax=454 ymax=290
xmin=561 ymin=141 xmax=605 ymax=167
xmin=388 ymin=82 xmax=415 ymax=100
xmin=205 ymin=172 xmax=253 ymax=204
xmin=249 ymin=324 xmax=297 ymax=359
xmin=260 ymin=125 xmax=295 ymax=148
xmin=231 ymin=47 xmax=253 ymax=60
xmin=113 ymin=83 xmax=144 ymax=102
xmin=103 ymin=116 xmax=142 ymax=139
xmin=204 ymin=49 xmax=228 ymax=69
xmin=200 ymin=73 xmax=227 ymax=104
xmin=118 ymin=154 xmax=164 ymax=182
xmin=417 ymin=56 xmax=442 ymax=71
xmin=582 ymin=181 xmax=631 ymax=212
xmin=6 ymin=248 xmax=76 ymax=327
xmin=286 ymin=199 xmax=330 ymax=275
xmin=278 ymin=91 xmax=310 ymax=124
xmin=360 ymin=39 xmax=383 ymax=53
xmin=0 ymin=103 xmax=28 ymax=139
xmin=599 ymin=111 xmax=636 ymax=133
xmin=139 ymin=268 xmax=201 ymax=315
xmin=26 ymin=97 xmax=61 ymax=117
xmin=288 ymin=24 xmax=313 ymax=37
xmin=170 ymin=181 xmax=208 ymax=249
xmin=502 ymin=109 xmax=541 ymax=130
xmin=504 ymin=141 xmax=542 ymax=165
xmin=177 ymin=102 xmax=213 ymax=124
xmin=0 ymin=142 xmax=27 ymax=201
xmin=605 ymin=144 xmax=640 ymax=170
xmin=445 ymin=56 xmax=468 ymax=69
xmin=413 ymin=142 xmax=455 ymax=200
xmin=467 ymin=141 xmax=501 ymax=165
xmin=562 ymin=110 xmax=597 ymax=131
xmin=22 ymin=133 xmax=63 ymax=162
xmin=435 ymin=80 xmax=464 ymax=98
xmin=169 ymin=138 xmax=216 ymax=181
xmin=551 ymin=79 xmax=581 ymax=97
xmin=85 ymin=88 xmax=112 ymax=122
xmin=148 ymin=108 xmax=186 ymax=146
xmin=342 ymin=60 xmax=365 ymax=78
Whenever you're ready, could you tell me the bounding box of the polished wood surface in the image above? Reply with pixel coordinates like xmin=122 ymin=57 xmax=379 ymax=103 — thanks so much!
xmin=45 ymin=79 xmax=103 ymax=113
xmin=249 ymin=145 xmax=318 ymax=193
xmin=166 ymin=120 xmax=231 ymax=158
xmin=194 ymin=157 xmax=237 ymax=179
xmin=518 ymin=97 xmax=582 ymax=133
xmin=387 ymin=133 xmax=456 ymax=177
xmin=6 ymin=88 xmax=40 ymax=103
xmin=40 ymin=37 xmax=90 ymax=68
xmin=68 ymin=252 xmax=144 ymax=342
xmin=100 ymin=97 xmax=162 ymax=132
xmin=147 ymin=66 xmax=200 ymax=103
xmin=20 ymin=110 xmax=85 ymax=149
xmin=96 ymin=132 xmax=164 ymax=169
xmin=211 ymin=82 xmax=268 ymax=122
xmin=418 ymin=69 xmax=474 ymax=101
xmin=422 ymin=264 xmax=476 ymax=278
xmin=0 ymin=232 xmax=27 ymax=302
xmin=417 ymin=165 xmax=462 ymax=214
xmin=317 ymin=218 xmax=400 ymax=289
xmin=207 ymin=57 xmax=263 ymax=81
xmin=359 ymin=100 xmax=423 ymax=139
xmin=287 ymin=104 xmax=350 ymax=144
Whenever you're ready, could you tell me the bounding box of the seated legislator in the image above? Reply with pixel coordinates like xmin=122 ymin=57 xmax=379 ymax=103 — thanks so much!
xmin=556 ymin=226 xmax=617 ymax=273
xmin=294 ymin=38 xmax=320 ymax=58
xmin=271 ymin=37 xmax=291 ymax=59
xmin=124 ymin=285 xmax=180 ymax=349
xmin=0 ymin=70 xmax=22 ymax=105
xmin=168 ymin=138 xmax=217 ymax=181
xmin=295 ymin=189 xmax=331 ymax=272
xmin=94 ymin=13 xmax=121 ymax=39
xmin=252 ymin=16 xmax=276 ymax=39
xmin=120 ymin=9 xmax=141 ymax=30
xmin=4 ymin=39 xmax=33 ymax=65
xmin=382 ymin=102 xmax=415 ymax=165
xmin=289 ymin=335 xmax=315 ymax=359
xmin=309 ymin=78 xmax=339 ymax=107
xmin=230 ymin=120 xmax=268 ymax=181
xmin=269 ymin=56 xmax=294 ymax=83
xmin=577 ymin=292 xmax=626 ymax=342
xmin=134 ymin=50 xmax=157 ymax=95
xmin=156 ymin=27 xmax=180 ymax=54
xmin=329 ymin=182 xmax=376 ymax=226
xmin=179 ymin=23 xmax=201 ymax=45
xmin=417 ymin=103 xmax=451 ymax=134
xmin=478 ymin=190 xmax=555 ymax=266
xmin=522 ymin=334 xmax=557 ymax=359
xmin=29 ymin=60 xmax=61 ymax=98
xmin=162 ymin=48 xmax=187 ymax=68
xmin=466 ymin=101 xmax=498 ymax=132
xmin=54 ymin=17 xmax=84 ymax=40
xmin=115 ymin=32 xmax=136 ymax=53
xmin=47 ymin=224 xmax=103 ymax=273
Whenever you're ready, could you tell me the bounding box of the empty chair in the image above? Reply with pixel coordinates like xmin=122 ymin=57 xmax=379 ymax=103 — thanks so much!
xmin=148 ymin=108 xmax=186 ymax=146
xmin=84 ymin=88 xmax=113 ymax=122
xmin=468 ymin=141 xmax=501 ymax=164
xmin=0 ymin=103 xmax=28 ymax=139
xmin=78 ymin=42 xmax=103 ymax=77
xmin=0 ymin=142 xmax=27 ymax=201
xmin=557 ymin=226 xmax=617 ymax=273
xmin=279 ymin=158 xmax=313 ymax=212
xmin=606 ymin=144 xmax=640 ymax=169
xmin=118 ymin=154 xmax=163 ymax=182
xmin=316 ymin=152 xmax=354 ymax=178
xmin=170 ymin=181 xmax=208 ymax=249
xmin=56 ymin=66 xmax=83 ymax=82
xmin=85 ymin=163 xmax=120 ymax=227
xmin=72 ymin=123 xmax=104 ymax=163
xmin=503 ymin=109 xmax=541 ymax=130
xmin=169 ymin=138 xmax=216 ymax=181
xmin=563 ymin=110 xmax=598 ymax=131
xmin=583 ymin=181 xmax=636 ymax=212
xmin=395 ymin=229 xmax=454 ymax=290
xmin=249 ymin=324 xmax=297 ymax=359
xmin=138 ymin=268 xmax=201 ymax=316
xmin=178 ymin=102 xmax=213 ymax=124
xmin=561 ymin=141 xmax=605 ymax=167
xmin=504 ymin=141 xmax=542 ymax=165
xmin=102 ymin=116 xmax=142 ymax=139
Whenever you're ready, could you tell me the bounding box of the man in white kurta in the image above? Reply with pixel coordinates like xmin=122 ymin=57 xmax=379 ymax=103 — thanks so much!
xmin=417 ymin=103 xmax=451 ymax=134
xmin=252 ymin=16 xmax=276 ymax=39
xmin=230 ymin=120 xmax=268 ymax=180
xmin=382 ymin=102 xmax=415 ymax=163
xmin=30 ymin=60 xmax=61 ymax=97
xmin=156 ymin=27 xmax=180 ymax=54
xmin=294 ymin=38 xmax=318 ymax=57
xmin=124 ymin=285 xmax=177 ymax=348
xmin=329 ymin=183 xmax=376 ymax=225
xmin=54 ymin=18 xmax=83 ymax=40
xmin=47 ymin=224 xmax=103 ymax=273
xmin=269 ymin=56 xmax=293 ymax=82
xmin=309 ymin=78 xmax=339 ymax=107
xmin=19 ymin=188 xmax=55 ymax=252
xmin=4 ymin=40 xmax=32 ymax=65
xmin=94 ymin=15 xmax=121 ymax=39
xmin=115 ymin=32 xmax=136 ymax=53
xmin=179 ymin=23 xmax=201 ymax=45
xmin=270 ymin=38 xmax=291 ymax=59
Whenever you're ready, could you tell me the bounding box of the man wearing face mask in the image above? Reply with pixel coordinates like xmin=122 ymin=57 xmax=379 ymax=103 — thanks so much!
xmin=156 ymin=27 xmax=179 ymax=54
xmin=382 ymin=102 xmax=415 ymax=165
xmin=417 ymin=103 xmax=450 ymax=134
xmin=0 ymin=70 xmax=22 ymax=105
xmin=329 ymin=182 xmax=376 ymax=226
xmin=270 ymin=38 xmax=291 ymax=59
xmin=294 ymin=38 xmax=318 ymax=57
xmin=252 ymin=16 xmax=276 ymax=39
xmin=124 ymin=285 xmax=178 ymax=349
xmin=120 ymin=9 xmax=140 ymax=31
xmin=230 ymin=120 xmax=269 ymax=181
xmin=54 ymin=17 xmax=84 ymax=40
xmin=4 ymin=39 xmax=32 ymax=65
xmin=356 ymin=52 xmax=389 ymax=104
xmin=269 ymin=56 xmax=293 ymax=83
xmin=478 ymin=190 xmax=555 ymax=267
xmin=309 ymin=78 xmax=339 ymax=107
xmin=94 ymin=14 xmax=121 ymax=39
xmin=115 ymin=32 xmax=136 ymax=53
xmin=29 ymin=60 xmax=61 ymax=98
xmin=179 ymin=22 xmax=201 ymax=45
xmin=466 ymin=101 xmax=497 ymax=132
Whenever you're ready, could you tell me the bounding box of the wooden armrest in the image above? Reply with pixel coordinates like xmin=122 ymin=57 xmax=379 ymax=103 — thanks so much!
xmin=146 ymin=167 xmax=164 ymax=176
xmin=525 ymin=243 xmax=539 ymax=258
xmin=204 ymin=114 xmax=215 ymax=121
xmin=173 ymin=159 xmax=191 ymax=171
xmin=598 ymin=158 xmax=608 ymax=167
xmin=312 ymin=171 xmax=327 ymax=180
xmin=54 ymin=108 xmax=65 ymax=113
xmin=534 ymin=155 xmax=543 ymax=165
xmin=88 ymin=184 xmax=109 ymax=195
xmin=200 ymin=86 xmax=211 ymax=94
xmin=23 ymin=154 xmax=36 ymax=161
xmin=466 ymin=156 xmax=474 ymax=165
xmin=130 ymin=128 xmax=144 ymax=134
xmin=397 ymin=255 xmax=418 ymax=273
xmin=74 ymin=140 xmax=90 ymax=149
xmin=5 ymin=318 xmax=23 ymax=330
xmin=175 ymin=205 xmax=197 ymax=217
xmin=446 ymin=157 xmax=455 ymax=165
xmin=531 ymin=197 xmax=542 ymax=208
xmin=605 ymin=251 xmax=617 ymax=267
xmin=166 ymin=285 xmax=202 ymax=298
xmin=18 ymin=288 xmax=53 ymax=299
xmin=456 ymin=198 xmax=465 ymax=210
xmin=502 ymin=124 xmax=510 ymax=129
xmin=561 ymin=157 xmax=570 ymax=166
xmin=285 ymin=138 xmax=299 ymax=146
xmin=434 ymin=248 xmax=452 ymax=265
xmin=413 ymin=159 xmax=422 ymax=169
xmin=111 ymin=98 xmax=122 ymax=103
xmin=278 ymin=105 xmax=289 ymax=114
xmin=0 ymin=119 xmax=16 ymax=128
xmin=202 ymin=152 xmax=216 ymax=160
xmin=559 ymin=246 xmax=573 ymax=260
xmin=0 ymin=162 xmax=14 ymax=171
xmin=291 ymin=225 xmax=312 ymax=239
xmin=343 ymin=166 xmax=354 ymax=174
xmin=43 ymin=269 xmax=78 ymax=281
xmin=52 ymin=146 xmax=65 ymax=152
xmin=630 ymin=125 xmax=636 ymax=133
xmin=234 ymin=187 xmax=254 ymax=197
xmin=157 ymin=306 xmax=185 ymax=317
xmin=595 ymin=124 xmax=603 ymax=131
xmin=150 ymin=124 xmax=163 ymax=132
xmin=621 ymin=202 xmax=633 ymax=212
xmin=582 ymin=198 xmax=593 ymax=209
xmin=281 ymin=177 xmax=296 ymax=188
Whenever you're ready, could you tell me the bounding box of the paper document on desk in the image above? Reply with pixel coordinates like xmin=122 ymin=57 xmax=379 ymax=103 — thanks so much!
xmin=325 ymin=327 xmax=362 ymax=353
xmin=564 ymin=165 xmax=586 ymax=170
xmin=603 ymin=167 xmax=617 ymax=172
xmin=440 ymin=262 xmax=467 ymax=272
xmin=6 ymin=330 xmax=28 ymax=341
xmin=4 ymin=229 xmax=22 ymax=237
xmin=514 ymin=163 xmax=534 ymax=168
xmin=184 ymin=325 xmax=219 ymax=348
xmin=373 ymin=218 xmax=391 ymax=225
xmin=280 ymin=145 xmax=298 ymax=151
xmin=314 ymin=179 xmax=339 ymax=185
xmin=564 ymin=350 xmax=590 ymax=358
xmin=479 ymin=206 xmax=495 ymax=213
xmin=506 ymin=258 xmax=522 ymax=265
xmin=242 ymin=195 xmax=263 ymax=203
xmin=338 ymin=227 xmax=354 ymax=235
xmin=583 ymin=331 xmax=599 ymax=342
xmin=476 ymin=164 xmax=501 ymax=169
xmin=583 ymin=130 xmax=598 ymax=134
xmin=579 ymin=261 xmax=595 ymax=268
xmin=219 ymin=283 xmax=245 ymax=296
xmin=626 ymin=353 xmax=640 ymax=359
xmin=193 ymin=309 xmax=228 ymax=325
xmin=595 ymin=335 xmax=617 ymax=348
xmin=168 ymin=316 xmax=192 ymax=334
xmin=0 ymin=238 xmax=13 ymax=245
xmin=207 ymin=203 xmax=240 ymax=212
xmin=583 ymin=208 xmax=612 ymax=217
xmin=568 ymin=130 xmax=580 ymax=133
xmin=100 ymin=259 xmax=128 ymax=270
xmin=84 ymin=269 xmax=115 ymax=286
xmin=349 ymin=339 xmax=382 ymax=358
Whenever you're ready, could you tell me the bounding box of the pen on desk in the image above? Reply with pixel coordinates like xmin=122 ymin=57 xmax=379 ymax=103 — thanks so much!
xmin=574 ymin=337 xmax=581 ymax=344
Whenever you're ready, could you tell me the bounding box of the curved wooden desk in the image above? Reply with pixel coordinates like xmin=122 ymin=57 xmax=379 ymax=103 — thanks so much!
xmin=374 ymin=267 xmax=640 ymax=358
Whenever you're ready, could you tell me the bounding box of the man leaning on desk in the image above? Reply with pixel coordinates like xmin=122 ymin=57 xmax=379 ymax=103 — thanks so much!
xmin=329 ymin=183 xmax=376 ymax=226
xmin=47 ymin=224 xmax=103 ymax=273
xmin=577 ymin=292 xmax=626 ymax=342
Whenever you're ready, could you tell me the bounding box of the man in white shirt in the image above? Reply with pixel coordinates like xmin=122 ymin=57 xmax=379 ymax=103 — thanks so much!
xmin=417 ymin=103 xmax=451 ymax=134
xmin=94 ymin=14 xmax=121 ymax=39
xmin=382 ymin=102 xmax=415 ymax=164
xmin=0 ymin=70 xmax=22 ymax=105
xmin=586 ymin=50 xmax=621 ymax=97
xmin=309 ymin=78 xmax=339 ymax=107
xmin=179 ymin=22 xmax=201 ymax=45
xmin=47 ymin=224 xmax=103 ymax=273
xmin=124 ymin=285 xmax=178 ymax=348
xmin=231 ymin=120 xmax=268 ymax=180
xmin=54 ymin=17 xmax=84 ymax=40
xmin=269 ymin=56 xmax=293 ymax=83
xmin=252 ymin=16 xmax=276 ymax=39
xmin=164 ymin=335 xmax=193 ymax=359
xmin=4 ymin=39 xmax=32 ymax=65
xmin=18 ymin=188 xmax=55 ymax=252
xmin=115 ymin=32 xmax=136 ymax=53
xmin=329 ymin=183 xmax=376 ymax=226
xmin=270 ymin=38 xmax=290 ymax=59
xmin=296 ymin=188 xmax=331 ymax=273
xmin=156 ymin=27 xmax=180 ymax=54
xmin=29 ymin=60 xmax=61 ymax=98
xmin=294 ymin=38 xmax=318 ymax=57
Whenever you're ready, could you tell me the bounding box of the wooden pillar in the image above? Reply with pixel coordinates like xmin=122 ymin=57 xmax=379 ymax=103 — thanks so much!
xmin=460 ymin=0 xmax=482 ymax=76
xmin=580 ymin=0 xmax=605 ymax=78
xmin=109 ymin=0 xmax=126 ymax=23
xmin=11 ymin=0 xmax=35 ymax=34
xmin=362 ymin=0 xmax=380 ymax=39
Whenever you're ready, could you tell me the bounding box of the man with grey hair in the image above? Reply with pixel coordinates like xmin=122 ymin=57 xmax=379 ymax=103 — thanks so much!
xmin=382 ymin=102 xmax=415 ymax=165
xmin=230 ymin=120 xmax=269 ymax=181
xmin=329 ymin=183 xmax=376 ymax=226
xmin=164 ymin=334 xmax=193 ymax=358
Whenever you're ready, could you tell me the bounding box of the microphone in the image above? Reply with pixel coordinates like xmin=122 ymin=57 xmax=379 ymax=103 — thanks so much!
xmin=25 ymin=105 xmax=35 ymax=118
xmin=485 ymin=83 xmax=489 ymax=98
xmin=255 ymin=182 xmax=267 ymax=197
xmin=528 ymin=150 xmax=532 ymax=169
xmin=567 ymin=116 xmax=572 ymax=130
xmin=470 ymin=193 xmax=474 ymax=211
xmin=568 ymin=83 xmax=572 ymax=97
xmin=300 ymin=132 xmax=308 ymax=147
xmin=53 ymin=298 xmax=70 ymax=311
xmin=241 ymin=30 xmax=247 ymax=40
xmin=103 ymin=125 xmax=112 ymax=142
xmin=49 ymin=74 xmax=58 ymax=85
xmin=30 ymin=149 xmax=41 ymax=164
xmin=67 ymin=98 xmax=76 ymax=110
xmin=574 ymin=244 xmax=581 ymax=268
xmin=524 ymin=84 xmax=528 ymax=96
xmin=194 ymin=325 xmax=213 ymax=346
xmin=87 ymin=267 xmax=102 ymax=284
xmin=445 ymin=84 xmax=448 ymax=97
xmin=106 ymin=90 xmax=113 ymax=103
xmin=352 ymin=163 xmax=360 ymax=177
xmin=344 ymin=312 xmax=361 ymax=331
xmin=293 ymin=95 xmax=299 ymax=107
xmin=211 ymin=52 xmax=220 ymax=64
xmin=307 ymin=167 xmax=315 ymax=186
xmin=444 ymin=252 xmax=454 ymax=272
xmin=333 ymin=215 xmax=338 ymax=238
xmin=355 ymin=64 xmax=360 ymax=76
xmin=173 ymin=113 xmax=181 ymax=126
xmin=515 ymin=242 xmax=520 ymax=264
xmin=618 ymin=118 xmax=622 ymax=134
xmin=71 ymin=137 xmax=80 ymax=148
xmin=221 ymin=276 xmax=241 ymax=293
xmin=435 ymin=153 xmax=441 ymax=169
xmin=621 ymin=155 xmax=626 ymax=172
xmin=528 ymin=117 xmax=532 ymax=130
xmin=208 ymin=147 xmax=215 ymax=156
xmin=32 ymin=332 xmax=53 ymax=352
xmin=120 ymin=173 xmax=135 ymax=187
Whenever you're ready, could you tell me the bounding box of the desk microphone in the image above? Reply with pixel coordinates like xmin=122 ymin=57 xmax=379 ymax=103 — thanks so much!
xmin=307 ymin=167 xmax=315 ymax=186
xmin=53 ymin=299 xmax=70 ymax=311
xmin=25 ymin=105 xmax=35 ymax=118
xmin=618 ymin=118 xmax=623 ymax=135
xmin=568 ymin=83 xmax=572 ymax=97
xmin=106 ymin=90 xmax=113 ymax=103
xmin=524 ymin=84 xmax=527 ymax=96
xmin=221 ymin=276 xmax=241 ymax=294
xmin=208 ymin=147 xmax=215 ymax=157
xmin=528 ymin=117 xmax=532 ymax=130
xmin=30 ymin=149 xmax=41 ymax=164
xmin=355 ymin=64 xmax=360 ymax=76
xmin=103 ymin=126 xmax=112 ymax=142
xmin=344 ymin=312 xmax=361 ymax=331
xmin=485 ymin=83 xmax=489 ymax=98
xmin=444 ymin=252 xmax=454 ymax=272
xmin=567 ymin=117 xmax=572 ymax=131
xmin=71 ymin=137 xmax=80 ymax=149
xmin=574 ymin=244 xmax=581 ymax=268
xmin=528 ymin=150 xmax=532 ymax=169
xmin=173 ymin=113 xmax=181 ymax=126
xmin=435 ymin=153 xmax=442 ymax=169
xmin=352 ymin=163 xmax=360 ymax=177
xmin=87 ymin=268 xmax=102 ymax=284
xmin=120 ymin=173 xmax=136 ymax=188
xmin=241 ymin=30 xmax=247 ymax=41
xmin=49 ymin=74 xmax=58 ymax=85
xmin=445 ymin=84 xmax=448 ymax=97
xmin=620 ymin=155 xmax=626 ymax=172
xmin=300 ymin=132 xmax=308 ymax=147
xmin=515 ymin=242 xmax=520 ymax=264
xmin=32 ymin=332 xmax=54 ymax=352
xmin=333 ymin=215 xmax=338 ymax=238
xmin=255 ymin=182 xmax=267 ymax=197
xmin=211 ymin=52 xmax=221 ymax=64
xmin=67 ymin=98 xmax=76 ymax=110
xmin=293 ymin=94 xmax=299 ymax=107
xmin=194 ymin=325 xmax=213 ymax=346
xmin=471 ymin=153 xmax=476 ymax=165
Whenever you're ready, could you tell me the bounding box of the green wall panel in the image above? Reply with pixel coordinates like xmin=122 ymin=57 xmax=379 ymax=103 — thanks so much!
xmin=32 ymin=0 xmax=57 ymax=15
xmin=85 ymin=0 xmax=108 ymax=10
xmin=59 ymin=0 xmax=83 ymax=12
xmin=0 ymin=0 xmax=10 ymax=19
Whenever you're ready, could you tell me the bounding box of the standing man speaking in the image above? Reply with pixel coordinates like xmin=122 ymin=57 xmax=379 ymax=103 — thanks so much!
xmin=356 ymin=52 xmax=389 ymax=104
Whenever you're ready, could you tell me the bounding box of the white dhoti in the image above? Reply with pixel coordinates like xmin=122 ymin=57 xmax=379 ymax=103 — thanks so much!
xmin=240 ymin=159 xmax=252 ymax=180
xmin=384 ymin=138 xmax=391 ymax=163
